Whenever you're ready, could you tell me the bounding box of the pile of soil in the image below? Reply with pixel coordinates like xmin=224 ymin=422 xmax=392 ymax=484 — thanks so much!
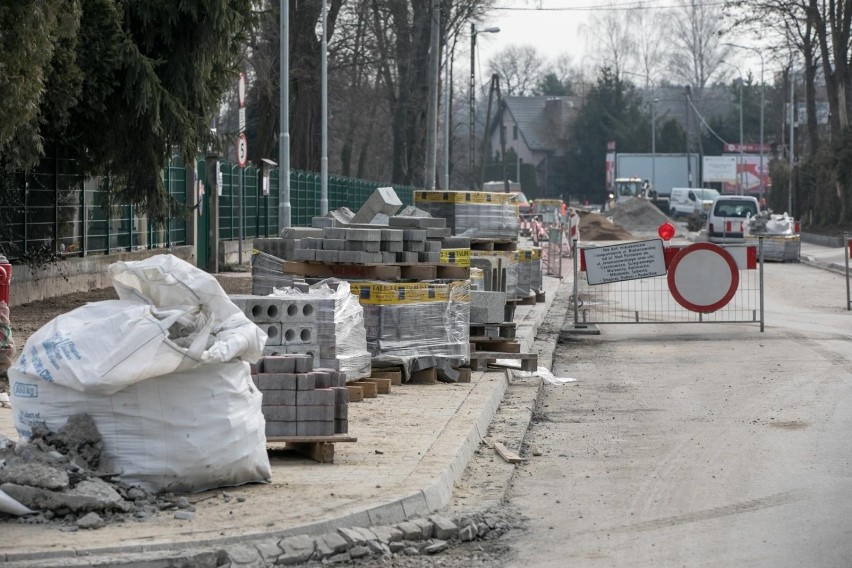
xmin=610 ymin=197 xmax=674 ymax=233
xmin=577 ymin=211 xmax=633 ymax=241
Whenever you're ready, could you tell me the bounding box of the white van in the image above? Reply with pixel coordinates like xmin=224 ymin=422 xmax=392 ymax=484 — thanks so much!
xmin=669 ymin=187 xmax=719 ymax=217
xmin=706 ymin=195 xmax=760 ymax=243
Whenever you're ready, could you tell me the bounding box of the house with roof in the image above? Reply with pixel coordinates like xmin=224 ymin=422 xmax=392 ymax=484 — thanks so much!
xmin=485 ymin=95 xmax=581 ymax=199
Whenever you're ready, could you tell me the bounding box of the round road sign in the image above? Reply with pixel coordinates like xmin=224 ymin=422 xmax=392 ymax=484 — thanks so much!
xmin=237 ymin=133 xmax=248 ymax=167
xmin=667 ymin=243 xmax=739 ymax=313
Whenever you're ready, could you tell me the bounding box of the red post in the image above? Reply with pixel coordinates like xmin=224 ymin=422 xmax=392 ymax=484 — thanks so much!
xmin=0 ymin=255 xmax=11 ymax=305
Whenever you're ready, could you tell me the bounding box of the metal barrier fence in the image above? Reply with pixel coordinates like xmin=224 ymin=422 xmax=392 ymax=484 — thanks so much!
xmin=570 ymin=238 xmax=765 ymax=331
xmin=0 ymin=154 xmax=420 ymax=262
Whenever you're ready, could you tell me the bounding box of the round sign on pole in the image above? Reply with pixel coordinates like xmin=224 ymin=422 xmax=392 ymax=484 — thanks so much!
xmin=667 ymin=243 xmax=739 ymax=313
xmin=237 ymin=133 xmax=248 ymax=167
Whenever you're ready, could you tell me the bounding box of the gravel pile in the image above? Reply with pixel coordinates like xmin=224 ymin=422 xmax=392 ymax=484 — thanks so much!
xmin=610 ymin=197 xmax=674 ymax=233
xmin=578 ymin=212 xmax=633 ymax=241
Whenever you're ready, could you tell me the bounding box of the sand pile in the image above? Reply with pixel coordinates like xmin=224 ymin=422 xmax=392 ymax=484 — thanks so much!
xmin=578 ymin=211 xmax=633 ymax=241
xmin=610 ymin=197 xmax=674 ymax=233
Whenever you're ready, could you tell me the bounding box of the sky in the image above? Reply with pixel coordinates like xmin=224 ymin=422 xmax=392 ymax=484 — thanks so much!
xmin=472 ymin=0 xmax=769 ymax=87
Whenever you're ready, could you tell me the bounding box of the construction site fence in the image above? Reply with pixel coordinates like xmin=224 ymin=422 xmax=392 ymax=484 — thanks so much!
xmin=0 ymin=154 xmax=420 ymax=262
xmin=570 ymin=238 xmax=765 ymax=331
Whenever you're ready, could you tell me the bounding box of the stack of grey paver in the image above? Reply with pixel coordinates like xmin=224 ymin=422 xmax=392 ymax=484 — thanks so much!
xmin=291 ymin=222 xmax=445 ymax=265
xmin=252 ymin=355 xmax=349 ymax=435
xmin=230 ymin=289 xmax=371 ymax=380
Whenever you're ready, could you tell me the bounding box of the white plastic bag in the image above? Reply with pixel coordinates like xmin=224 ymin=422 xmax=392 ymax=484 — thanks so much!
xmin=10 ymin=254 xmax=271 ymax=492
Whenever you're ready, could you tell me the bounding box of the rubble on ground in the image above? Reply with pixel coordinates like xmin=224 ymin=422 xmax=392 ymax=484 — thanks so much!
xmin=0 ymin=414 xmax=199 ymax=529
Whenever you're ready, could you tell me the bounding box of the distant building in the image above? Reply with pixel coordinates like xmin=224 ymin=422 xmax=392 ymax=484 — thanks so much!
xmin=485 ymin=96 xmax=581 ymax=199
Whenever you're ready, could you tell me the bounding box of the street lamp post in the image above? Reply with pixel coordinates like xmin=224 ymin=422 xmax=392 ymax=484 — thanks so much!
xmin=651 ymin=98 xmax=658 ymax=192
xmin=721 ymin=60 xmax=745 ymax=195
xmin=469 ymin=24 xmax=500 ymax=189
xmin=725 ymin=43 xmax=765 ymax=204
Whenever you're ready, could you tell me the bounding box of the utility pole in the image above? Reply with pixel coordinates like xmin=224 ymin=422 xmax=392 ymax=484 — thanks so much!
xmin=788 ymin=69 xmax=794 ymax=216
xmin=279 ymin=0 xmax=290 ymax=229
xmin=424 ymin=0 xmax=440 ymax=190
xmin=442 ymin=50 xmax=451 ymax=190
xmin=320 ymin=0 xmax=328 ymax=215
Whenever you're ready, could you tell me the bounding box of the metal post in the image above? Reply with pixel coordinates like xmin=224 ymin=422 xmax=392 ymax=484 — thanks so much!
xmin=651 ymin=99 xmax=657 ymax=192
xmin=739 ymin=79 xmax=744 ymax=195
xmin=320 ymin=0 xmax=329 ymax=215
xmin=788 ymin=70 xmax=794 ymax=216
xmin=759 ymin=62 xmax=765 ymax=205
xmin=279 ymin=0 xmax=291 ymax=229
xmin=572 ymin=238 xmax=579 ymax=325
xmin=845 ymin=232 xmax=850 ymax=310
xmin=469 ymin=23 xmax=476 ymax=190
xmin=238 ymin=167 xmax=244 ymax=265
xmin=424 ymin=0 xmax=440 ymax=189
xmin=759 ymin=236 xmax=765 ymax=332
xmin=443 ymin=48 xmax=451 ymax=190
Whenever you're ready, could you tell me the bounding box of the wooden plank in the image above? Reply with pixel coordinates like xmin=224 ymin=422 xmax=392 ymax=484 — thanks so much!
xmin=283 ymin=261 xmax=401 ymax=280
xmin=456 ymin=367 xmax=472 ymax=383
xmin=437 ymin=265 xmax=470 ymax=279
xmin=494 ymin=442 xmax=524 ymax=464
xmin=356 ymin=380 xmax=378 ymax=398
xmin=401 ymin=264 xmax=437 ymax=280
xmin=370 ymin=369 xmax=402 ymax=386
xmin=471 ymin=339 xmax=521 ymax=353
xmin=408 ymin=367 xmax=438 ymax=385
xmin=357 ymin=378 xmax=391 ymax=394
xmin=266 ymin=436 xmax=357 ymax=464
xmin=346 ymin=385 xmax=364 ymax=402
xmin=519 ymin=294 xmax=537 ymax=306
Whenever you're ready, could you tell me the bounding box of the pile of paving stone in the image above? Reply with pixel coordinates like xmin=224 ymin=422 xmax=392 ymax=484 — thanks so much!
xmin=233 ymin=512 xmax=514 ymax=565
xmin=0 ymin=415 xmax=197 ymax=529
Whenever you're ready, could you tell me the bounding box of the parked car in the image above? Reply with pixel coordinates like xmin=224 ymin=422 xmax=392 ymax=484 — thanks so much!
xmin=706 ymin=195 xmax=759 ymax=243
xmin=669 ymin=187 xmax=719 ymax=218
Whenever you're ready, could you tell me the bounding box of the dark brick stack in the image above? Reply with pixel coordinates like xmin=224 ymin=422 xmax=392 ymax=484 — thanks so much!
xmin=251 ymin=355 xmax=349 ymax=436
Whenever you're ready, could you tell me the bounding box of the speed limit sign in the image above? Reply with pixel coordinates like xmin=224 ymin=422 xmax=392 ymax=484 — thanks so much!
xmin=237 ymin=133 xmax=248 ymax=167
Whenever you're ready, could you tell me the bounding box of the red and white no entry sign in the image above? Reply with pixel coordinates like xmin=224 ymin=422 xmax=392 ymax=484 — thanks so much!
xmin=667 ymin=243 xmax=739 ymax=313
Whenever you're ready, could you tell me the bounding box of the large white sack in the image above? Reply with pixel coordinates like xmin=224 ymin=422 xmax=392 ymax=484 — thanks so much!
xmin=10 ymin=360 xmax=270 ymax=493
xmin=13 ymin=255 xmax=266 ymax=395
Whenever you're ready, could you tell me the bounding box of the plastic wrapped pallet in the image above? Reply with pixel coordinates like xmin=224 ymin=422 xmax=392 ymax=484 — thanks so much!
xmin=530 ymin=247 xmax=543 ymax=292
xmin=472 ymin=250 xmax=519 ymax=299
xmin=352 ymin=281 xmax=470 ymax=363
xmin=270 ymin=280 xmax=372 ymax=380
xmin=10 ymin=254 xmax=271 ymax=493
xmin=516 ymin=250 xmax=533 ymax=298
xmin=414 ymin=191 xmax=519 ymax=239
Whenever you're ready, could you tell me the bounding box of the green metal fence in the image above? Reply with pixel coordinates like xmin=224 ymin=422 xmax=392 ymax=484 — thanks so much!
xmin=0 ymin=156 xmax=420 ymax=262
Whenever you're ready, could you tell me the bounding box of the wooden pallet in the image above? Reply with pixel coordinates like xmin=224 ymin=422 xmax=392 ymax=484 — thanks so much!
xmin=468 ymin=351 xmax=538 ymax=372
xmin=470 ymin=338 xmax=521 ymax=352
xmin=470 ymin=238 xmax=518 ymax=251
xmin=283 ymin=261 xmax=461 ymax=281
xmin=356 ymin=377 xmax=391 ymax=394
xmin=507 ymin=294 xmax=537 ymax=306
xmin=469 ymin=322 xmax=517 ymax=340
xmin=266 ymin=435 xmax=357 ymax=463
xmin=535 ymin=290 xmax=546 ymax=303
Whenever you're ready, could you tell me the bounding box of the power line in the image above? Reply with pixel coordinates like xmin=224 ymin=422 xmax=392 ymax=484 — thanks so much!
xmin=687 ymin=93 xmax=728 ymax=145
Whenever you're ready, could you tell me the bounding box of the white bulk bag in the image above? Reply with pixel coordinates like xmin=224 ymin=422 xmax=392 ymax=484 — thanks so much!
xmin=10 ymin=254 xmax=271 ymax=492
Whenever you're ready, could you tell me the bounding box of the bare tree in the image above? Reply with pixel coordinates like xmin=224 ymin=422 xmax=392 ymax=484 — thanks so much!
xmin=668 ymin=0 xmax=733 ymax=90
xmin=581 ymin=5 xmax=635 ymax=79
xmin=631 ymin=5 xmax=671 ymax=87
xmin=487 ymin=45 xmax=546 ymax=96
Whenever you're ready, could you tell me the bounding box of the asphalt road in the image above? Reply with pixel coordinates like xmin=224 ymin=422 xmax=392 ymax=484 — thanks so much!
xmin=501 ymin=259 xmax=852 ymax=567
